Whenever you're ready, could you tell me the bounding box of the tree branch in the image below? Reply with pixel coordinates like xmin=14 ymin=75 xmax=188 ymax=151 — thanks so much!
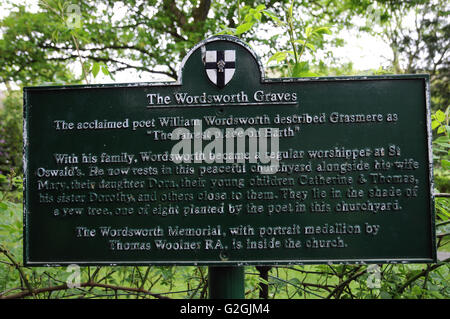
xmin=0 ymin=245 xmax=34 ymax=297
xmin=192 ymin=0 xmax=211 ymax=22
xmin=163 ymin=0 xmax=187 ymax=27
xmin=45 ymin=54 xmax=177 ymax=79
xmin=326 ymin=267 xmax=366 ymax=299
xmin=395 ymin=259 xmax=449 ymax=294
xmin=0 ymin=280 xmax=171 ymax=299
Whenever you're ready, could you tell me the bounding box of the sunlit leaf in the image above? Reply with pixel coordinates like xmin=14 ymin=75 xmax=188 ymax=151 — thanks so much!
xmin=432 ymin=120 xmax=440 ymax=130
xmin=267 ymin=51 xmax=289 ymax=64
xmin=255 ymin=4 xmax=266 ymax=11
xmin=305 ymin=26 xmax=313 ymax=37
xmin=436 ymin=110 xmax=446 ymax=122
xmin=235 ymin=22 xmax=254 ymax=35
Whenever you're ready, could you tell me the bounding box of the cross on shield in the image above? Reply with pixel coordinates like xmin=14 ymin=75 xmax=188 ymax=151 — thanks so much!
xmin=204 ymin=50 xmax=236 ymax=88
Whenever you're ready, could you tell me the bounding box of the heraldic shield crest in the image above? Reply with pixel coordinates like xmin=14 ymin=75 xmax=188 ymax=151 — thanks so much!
xmin=204 ymin=50 xmax=236 ymax=88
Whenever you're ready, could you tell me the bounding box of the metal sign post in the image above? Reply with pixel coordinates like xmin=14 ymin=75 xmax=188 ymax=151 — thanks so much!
xmin=208 ymin=266 xmax=244 ymax=299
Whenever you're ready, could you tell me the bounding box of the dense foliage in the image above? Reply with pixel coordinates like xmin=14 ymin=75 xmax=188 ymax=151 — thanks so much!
xmin=0 ymin=0 xmax=448 ymax=299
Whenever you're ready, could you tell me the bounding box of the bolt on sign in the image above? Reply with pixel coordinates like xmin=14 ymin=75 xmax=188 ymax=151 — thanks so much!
xmin=23 ymin=36 xmax=436 ymax=266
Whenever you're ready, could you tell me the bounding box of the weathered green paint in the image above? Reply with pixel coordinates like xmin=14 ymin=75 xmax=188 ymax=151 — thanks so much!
xmin=23 ymin=36 xmax=436 ymax=266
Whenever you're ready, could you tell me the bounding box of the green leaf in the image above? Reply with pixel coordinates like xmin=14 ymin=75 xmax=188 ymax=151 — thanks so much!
xmin=0 ymin=202 xmax=8 ymax=212
xmin=293 ymin=40 xmax=315 ymax=51
xmin=292 ymin=62 xmax=309 ymax=77
xmin=313 ymin=26 xmax=332 ymax=35
xmin=437 ymin=126 xmax=445 ymax=134
xmin=432 ymin=120 xmax=441 ymax=130
xmin=91 ymin=62 xmax=100 ymax=78
xmin=305 ymin=26 xmax=313 ymax=37
xmin=267 ymin=51 xmax=291 ymax=64
xmin=436 ymin=110 xmax=446 ymax=122
xmin=255 ymin=4 xmax=266 ymax=11
xmin=244 ymin=12 xmax=253 ymax=23
xmin=51 ymin=30 xmax=59 ymax=42
xmin=434 ymin=136 xmax=449 ymax=143
xmin=100 ymin=64 xmax=108 ymax=75
xmin=101 ymin=64 xmax=115 ymax=80
xmin=294 ymin=39 xmax=305 ymax=45
xmin=235 ymin=22 xmax=254 ymax=35
xmin=441 ymin=159 xmax=450 ymax=169
xmin=412 ymin=285 xmax=422 ymax=296
xmin=262 ymin=10 xmax=283 ymax=25
xmin=288 ymin=0 xmax=293 ymax=19
xmin=216 ymin=25 xmax=236 ymax=35
xmin=307 ymin=43 xmax=316 ymax=51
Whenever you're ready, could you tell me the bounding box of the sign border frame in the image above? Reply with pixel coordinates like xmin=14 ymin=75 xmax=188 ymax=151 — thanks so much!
xmin=23 ymin=35 xmax=436 ymax=266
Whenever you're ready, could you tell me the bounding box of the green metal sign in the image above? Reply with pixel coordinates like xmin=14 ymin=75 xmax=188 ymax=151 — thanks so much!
xmin=23 ymin=36 xmax=436 ymax=266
